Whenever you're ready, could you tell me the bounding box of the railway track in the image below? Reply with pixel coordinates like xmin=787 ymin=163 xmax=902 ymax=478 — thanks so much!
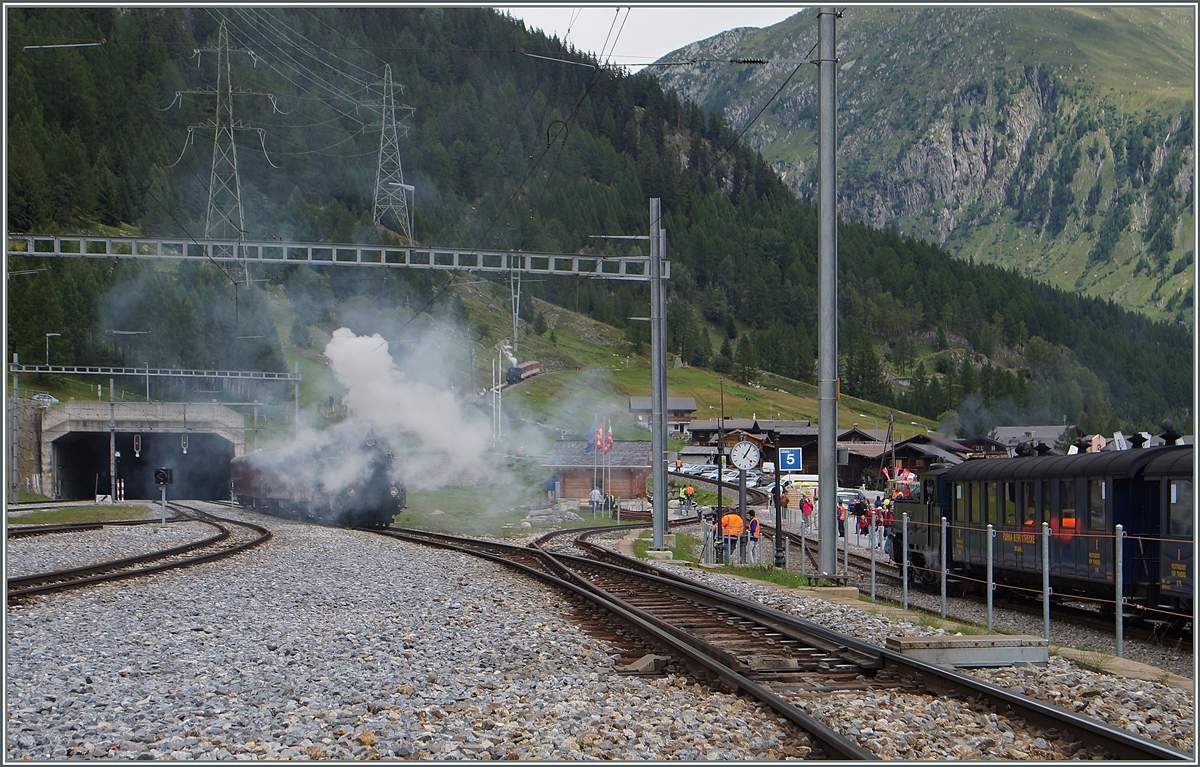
xmin=666 ymin=470 xmax=770 ymax=507
xmin=372 ymin=524 xmax=1188 ymax=761
xmin=6 ymin=503 xmax=271 ymax=602
xmin=7 ymin=516 xmax=189 ymax=539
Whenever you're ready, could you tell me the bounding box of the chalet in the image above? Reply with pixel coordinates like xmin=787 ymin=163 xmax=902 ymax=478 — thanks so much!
xmin=542 ymin=440 xmax=651 ymax=499
xmin=628 ymin=397 xmax=697 ymax=434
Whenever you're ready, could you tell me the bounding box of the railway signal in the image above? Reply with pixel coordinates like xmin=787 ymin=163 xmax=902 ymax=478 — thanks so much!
xmin=181 ymin=434 xmax=188 ymax=455
xmin=154 ymin=467 xmax=172 ymax=524
xmin=133 ymin=434 xmax=141 ymax=458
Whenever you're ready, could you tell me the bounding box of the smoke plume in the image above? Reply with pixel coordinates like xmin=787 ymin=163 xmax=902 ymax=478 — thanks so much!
xmin=322 ymin=327 xmax=491 ymax=488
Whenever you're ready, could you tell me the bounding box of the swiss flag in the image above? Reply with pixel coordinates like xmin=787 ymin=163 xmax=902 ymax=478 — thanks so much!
xmin=594 ymin=424 xmax=604 ymax=451
xmin=604 ymin=425 xmax=613 ymax=454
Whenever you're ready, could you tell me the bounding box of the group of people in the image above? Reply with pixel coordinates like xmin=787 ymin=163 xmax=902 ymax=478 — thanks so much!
xmin=836 ymin=496 xmax=895 ymax=552
xmin=677 ymin=484 xmax=697 ymax=512
xmin=707 ymin=508 xmax=761 ymax=564
xmin=771 ymin=487 xmax=815 ymax=525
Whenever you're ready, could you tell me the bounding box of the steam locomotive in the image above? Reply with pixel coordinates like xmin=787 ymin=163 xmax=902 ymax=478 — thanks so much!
xmin=889 ymin=444 xmax=1193 ymax=626
xmin=230 ymin=435 xmax=406 ymax=528
xmin=505 ymin=360 xmax=540 ymax=385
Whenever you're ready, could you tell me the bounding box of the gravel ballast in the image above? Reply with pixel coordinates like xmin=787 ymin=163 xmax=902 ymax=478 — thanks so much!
xmin=6 ymin=507 xmax=1194 ymax=760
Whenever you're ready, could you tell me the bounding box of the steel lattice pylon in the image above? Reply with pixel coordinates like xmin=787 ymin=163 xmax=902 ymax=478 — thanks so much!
xmin=205 ymin=20 xmax=245 ymax=242
xmin=373 ymin=64 xmax=414 ymax=243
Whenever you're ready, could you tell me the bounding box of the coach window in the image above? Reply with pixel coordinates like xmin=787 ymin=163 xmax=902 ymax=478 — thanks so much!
xmin=1169 ymin=480 xmax=1193 ymax=537
xmin=1060 ymin=479 xmax=1077 ymax=529
xmin=953 ymin=483 xmax=965 ymax=520
xmin=969 ymin=482 xmax=982 ymax=524
xmin=1023 ymin=482 xmax=1037 ymax=525
xmin=1003 ymin=482 xmax=1018 ymax=525
xmin=1087 ymin=479 xmax=1106 ymax=530
xmin=986 ymin=481 xmax=999 ymax=524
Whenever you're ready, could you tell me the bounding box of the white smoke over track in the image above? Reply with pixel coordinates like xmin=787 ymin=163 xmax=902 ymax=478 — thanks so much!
xmin=323 ymin=327 xmax=491 ymax=489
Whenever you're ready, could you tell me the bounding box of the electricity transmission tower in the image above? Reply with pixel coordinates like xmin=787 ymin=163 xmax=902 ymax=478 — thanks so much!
xmin=205 ymin=21 xmax=245 ymax=242
xmin=175 ymin=20 xmax=277 ymax=245
xmin=372 ymin=64 xmax=416 ymax=243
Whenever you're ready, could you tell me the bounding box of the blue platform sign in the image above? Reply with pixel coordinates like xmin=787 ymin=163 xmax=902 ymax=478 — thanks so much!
xmin=778 ymin=447 xmax=802 ymax=472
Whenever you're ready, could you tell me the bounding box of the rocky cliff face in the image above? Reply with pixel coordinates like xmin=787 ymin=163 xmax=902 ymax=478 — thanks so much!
xmin=656 ymin=6 xmax=1194 ymax=324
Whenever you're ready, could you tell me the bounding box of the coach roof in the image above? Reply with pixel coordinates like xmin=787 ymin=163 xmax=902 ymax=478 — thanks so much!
xmin=941 ymin=445 xmax=1190 ymax=482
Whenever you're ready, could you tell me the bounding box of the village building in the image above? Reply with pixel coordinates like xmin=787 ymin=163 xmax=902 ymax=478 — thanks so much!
xmin=542 ymin=440 xmax=651 ymax=500
xmin=628 ymin=397 xmax=697 ymax=434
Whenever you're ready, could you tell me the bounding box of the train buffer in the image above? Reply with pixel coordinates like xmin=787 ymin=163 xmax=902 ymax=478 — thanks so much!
xmin=885 ymin=634 xmax=1049 ymax=668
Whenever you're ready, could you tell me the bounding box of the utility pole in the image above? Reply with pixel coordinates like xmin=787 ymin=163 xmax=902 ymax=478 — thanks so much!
xmin=650 ymin=197 xmax=668 ymax=549
xmin=717 ymin=379 xmax=724 ymax=524
xmin=510 ymin=267 xmax=522 ymax=357
xmin=109 ymin=378 xmax=116 ymax=502
xmin=816 ymin=7 xmax=840 ymax=575
xmin=293 ymin=361 xmax=300 ymax=429
xmin=10 ymin=354 xmax=18 ymax=494
xmin=373 ymin=64 xmax=416 ymax=242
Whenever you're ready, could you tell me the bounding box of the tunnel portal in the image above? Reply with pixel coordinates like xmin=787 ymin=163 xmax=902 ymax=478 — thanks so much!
xmin=53 ymin=432 xmax=234 ymax=501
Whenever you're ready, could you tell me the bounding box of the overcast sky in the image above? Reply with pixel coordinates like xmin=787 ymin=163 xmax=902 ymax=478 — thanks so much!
xmin=496 ymin=6 xmax=807 ymax=72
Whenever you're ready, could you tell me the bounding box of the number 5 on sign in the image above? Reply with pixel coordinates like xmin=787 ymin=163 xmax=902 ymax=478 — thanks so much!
xmin=779 ymin=448 xmax=802 ymax=471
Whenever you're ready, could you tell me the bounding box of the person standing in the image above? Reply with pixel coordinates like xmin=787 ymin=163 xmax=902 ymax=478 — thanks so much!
xmin=588 ymin=486 xmax=602 ymax=517
xmin=746 ymin=510 xmax=761 ymax=563
xmin=882 ymin=498 xmax=895 ymax=553
xmin=837 ymin=500 xmax=847 ymax=537
xmin=801 ymin=495 xmax=813 ymax=529
xmin=709 ymin=514 xmax=722 ymax=562
xmin=781 ymin=487 xmax=792 ymax=522
xmin=720 ymin=508 xmax=744 ymax=563
xmin=679 ymin=484 xmax=688 ymax=513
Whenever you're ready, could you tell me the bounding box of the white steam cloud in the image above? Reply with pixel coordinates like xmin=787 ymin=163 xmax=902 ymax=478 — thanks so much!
xmin=323 ymin=327 xmax=491 ymax=488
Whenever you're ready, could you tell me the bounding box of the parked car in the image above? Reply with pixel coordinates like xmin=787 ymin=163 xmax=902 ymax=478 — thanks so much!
xmin=837 ymin=489 xmax=868 ymax=509
xmin=31 ymin=393 xmax=59 ymax=405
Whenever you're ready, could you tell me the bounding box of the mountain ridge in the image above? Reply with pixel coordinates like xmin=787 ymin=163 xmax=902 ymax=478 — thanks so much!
xmin=654 ymin=6 xmax=1195 ymax=324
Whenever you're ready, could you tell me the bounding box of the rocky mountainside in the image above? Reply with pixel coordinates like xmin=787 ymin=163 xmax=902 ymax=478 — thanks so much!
xmin=655 ymin=6 xmax=1194 ymax=324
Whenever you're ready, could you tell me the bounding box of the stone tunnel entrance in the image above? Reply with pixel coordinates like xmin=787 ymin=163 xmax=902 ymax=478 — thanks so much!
xmin=53 ymin=432 xmax=235 ymax=501
xmin=37 ymin=401 xmax=245 ymax=501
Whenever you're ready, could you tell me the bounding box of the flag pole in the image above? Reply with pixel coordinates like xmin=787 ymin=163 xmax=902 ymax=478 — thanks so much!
xmin=606 ymin=419 xmax=612 ymax=517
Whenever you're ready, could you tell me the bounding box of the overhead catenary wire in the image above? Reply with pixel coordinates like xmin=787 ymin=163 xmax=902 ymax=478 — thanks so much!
xmin=238 ymin=7 xmax=376 ymax=92
xmin=212 ymin=9 xmax=376 ymax=130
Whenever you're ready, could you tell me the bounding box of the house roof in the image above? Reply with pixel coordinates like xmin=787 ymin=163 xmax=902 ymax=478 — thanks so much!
xmin=840 ymin=443 xmax=890 ymax=459
xmin=892 ymin=441 xmax=965 ymax=464
xmin=629 ymin=397 xmax=697 ymax=412
xmin=686 ymin=418 xmax=813 ymax=435
xmin=542 ymin=440 xmax=651 ymax=469
xmin=989 ymin=425 xmax=1073 ymax=445
xmin=838 ymin=427 xmax=887 ymax=443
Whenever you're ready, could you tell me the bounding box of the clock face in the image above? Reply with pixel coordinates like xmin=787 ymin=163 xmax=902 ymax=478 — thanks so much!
xmin=731 ymin=441 xmax=760 ymax=470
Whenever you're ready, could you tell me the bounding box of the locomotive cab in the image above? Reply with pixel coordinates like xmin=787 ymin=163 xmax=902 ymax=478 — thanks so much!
xmin=888 ymin=468 xmax=951 ymax=582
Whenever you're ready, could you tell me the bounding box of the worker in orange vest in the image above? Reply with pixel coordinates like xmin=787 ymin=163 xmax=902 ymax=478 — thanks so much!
xmin=837 ymin=501 xmax=847 ymax=537
xmin=720 ymin=508 xmax=745 ymax=562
